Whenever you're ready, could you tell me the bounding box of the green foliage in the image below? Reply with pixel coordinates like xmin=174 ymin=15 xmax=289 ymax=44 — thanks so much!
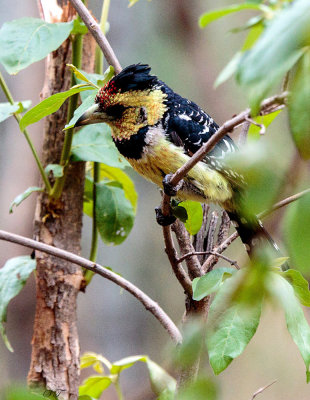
xmin=0 ymin=256 xmax=36 ymax=351
xmin=9 ymin=187 xmax=43 ymax=214
xmin=71 ymin=124 xmax=129 ymax=169
xmin=178 ymin=201 xmax=203 ymax=235
xmin=0 ymin=100 xmax=31 ymax=123
xmin=0 ymin=18 xmax=76 ymax=74
xmin=95 ymin=182 xmax=135 ymax=246
xmin=206 ymin=269 xmax=262 ymax=374
xmin=192 ymin=267 xmax=236 ymax=301
xmin=199 ymin=3 xmax=269 ymax=28
xmin=79 ymin=352 xmax=176 ymax=399
xmin=268 ymin=273 xmax=310 ymax=382
xmin=44 ymin=164 xmax=64 ymax=179
xmin=283 ymin=192 xmax=310 ymax=274
xmin=19 ymin=85 xmax=94 ymax=131
xmin=281 ymin=269 xmax=310 ymax=307
xmin=2 ymin=386 xmax=47 ymax=400
xmin=288 ymin=51 xmax=310 ymax=159
xmin=178 ymin=377 xmax=217 ymax=400
xmin=248 ymin=110 xmax=281 ymax=140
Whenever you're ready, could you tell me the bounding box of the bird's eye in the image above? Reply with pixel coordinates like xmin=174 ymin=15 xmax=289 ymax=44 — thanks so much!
xmin=137 ymin=107 xmax=147 ymax=124
xmin=105 ymin=104 xmax=126 ymax=119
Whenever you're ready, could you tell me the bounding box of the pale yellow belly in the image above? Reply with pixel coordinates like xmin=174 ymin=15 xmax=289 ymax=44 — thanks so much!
xmin=128 ymin=141 xmax=233 ymax=206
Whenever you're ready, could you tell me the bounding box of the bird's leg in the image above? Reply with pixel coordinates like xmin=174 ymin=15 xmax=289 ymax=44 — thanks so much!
xmin=162 ymin=174 xmax=184 ymax=197
xmin=155 ymin=206 xmax=176 ymax=226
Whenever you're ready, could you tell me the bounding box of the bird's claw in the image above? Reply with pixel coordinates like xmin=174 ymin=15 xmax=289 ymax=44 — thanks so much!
xmin=155 ymin=207 xmax=176 ymax=226
xmin=162 ymin=174 xmax=184 ymax=197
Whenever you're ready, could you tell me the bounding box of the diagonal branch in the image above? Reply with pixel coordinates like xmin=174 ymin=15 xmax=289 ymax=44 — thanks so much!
xmin=0 ymin=229 xmax=182 ymax=344
xmin=69 ymin=0 xmax=122 ymax=74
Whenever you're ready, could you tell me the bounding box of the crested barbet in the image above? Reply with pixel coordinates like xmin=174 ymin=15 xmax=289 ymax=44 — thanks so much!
xmin=75 ymin=63 xmax=283 ymax=259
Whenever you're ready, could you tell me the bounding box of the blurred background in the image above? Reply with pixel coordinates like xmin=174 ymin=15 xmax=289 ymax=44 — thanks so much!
xmin=0 ymin=0 xmax=309 ymax=399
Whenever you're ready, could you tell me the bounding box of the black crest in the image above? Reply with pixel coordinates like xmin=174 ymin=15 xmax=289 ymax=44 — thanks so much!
xmin=111 ymin=64 xmax=158 ymax=92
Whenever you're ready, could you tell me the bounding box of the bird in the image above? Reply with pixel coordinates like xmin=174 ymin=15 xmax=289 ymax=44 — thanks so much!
xmin=75 ymin=63 xmax=284 ymax=261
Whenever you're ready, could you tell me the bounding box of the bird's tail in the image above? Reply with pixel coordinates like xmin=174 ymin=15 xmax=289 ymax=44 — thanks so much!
xmin=227 ymin=211 xmax=289 ymax=270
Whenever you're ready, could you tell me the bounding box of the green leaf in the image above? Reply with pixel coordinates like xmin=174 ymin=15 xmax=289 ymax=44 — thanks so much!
xmin=0 ymin=256 xmax=36 ymax=351
xmin=206 ymin=270 xmax=262 ymax=374
xmin=96 ymin=182 xmax=135 ymax=245
xmin=67 ymin=64 xmax=99 ymax=89
xmin=0 ymin=100 xmax=31 ymax=123
xmin=241 ymin=22 xmax=264 ymax=51
xmin=99 ymin=164 xmax=137 ymax=211
xmin=283 ymin=192 xmax=310 ymax=275
xmin=71 ymin=124 xmax=130 ymax=169
xmin=178 ymin=377 xmax=217 ymax=400
xmin=80 ymin=352 xmax=112 ymax=373
xmin=288 ymin=51 xmax=310 ymax=159
xmin=281 ymin=269 xmax=310 ymax=307
xmin=3 ymin=385 xmax=47 ymax=400
xmin=0 ymin=18 xmax=74 ymax=74
xmin=192 ymin=267 xmax=236 ymax=301
xmin=19 ymin=85 xmax=94 ymax=131
xmin=44 ymin=164 xmax=64 ymax=178
xmin=237 ymin=0 xmax=310 ymax=113
xmin=64 ymin=92 xmax=97 ymax=130
xmin=9 ymin=186 xmax=43 ymax=213
xmin=145 ymin=359 xmax=176 ymax=396
xmin=199 ymin=3 xmax=269 ymax=28
xmin=71 ymin=18 xmax=88 ymax=35
xmin=179 ymin=201 xmax=203 ymax=235
xmin=248 ymin=110 xmax=282 ymax=140
xmin=110 ymin=355 xmax=147 ymax=374
xmin=79 ymin=376 xmax=112 ymax=399
xmin=269 ymin=273 xmax=310 ymax=382
xmin=214 ymin=52 xmax=242 ymax=88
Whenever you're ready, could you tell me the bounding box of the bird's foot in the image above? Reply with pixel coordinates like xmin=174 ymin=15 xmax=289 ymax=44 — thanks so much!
xmin=155 ymin=207 xmax=176 ymax=226
xmin=162 ymin=174 xmax=184 ymax=197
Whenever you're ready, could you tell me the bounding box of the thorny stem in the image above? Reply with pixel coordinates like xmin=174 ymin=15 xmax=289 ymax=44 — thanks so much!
xmin=0 ymin=229 xmax=182 ymax=344
xmin=50 ymin=29 xmax=84 ymax=199
xmin=0 ymin=71 xmax=52 ymax=193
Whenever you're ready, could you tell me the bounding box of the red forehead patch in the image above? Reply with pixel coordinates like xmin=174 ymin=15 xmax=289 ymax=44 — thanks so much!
xmin=95 ymin=80 xmax=118 ymax=105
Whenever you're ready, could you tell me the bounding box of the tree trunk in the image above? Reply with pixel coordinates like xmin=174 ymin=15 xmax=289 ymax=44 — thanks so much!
xmin=27 ymin=5 xmax=96 ymax=399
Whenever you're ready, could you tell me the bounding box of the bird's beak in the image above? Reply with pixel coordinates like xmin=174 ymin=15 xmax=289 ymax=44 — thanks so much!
xmin=74 ymin=104 xmax=109 ymax=127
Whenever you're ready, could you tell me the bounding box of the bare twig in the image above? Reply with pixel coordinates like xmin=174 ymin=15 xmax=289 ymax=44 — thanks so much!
xmin=245 ymin=116 xmax=266 ymax=135
xmin=238 ymin=120 xmax=251 ymax=146
xmin=250 ymin=380 xmax=277 ymax=400
xmin=177 ymin=251 xmax=239 ymax=268
xmin=206 ymin=211 xmax=218 ymax=253
xmin=217 ymin=210 xmax=231 ymax=245
xmin=162 ymin=225 xmax=193 ymax=295
xmin=69 ymin=0 xmax=122 ymax=74
xmin=259 ymin=188 xmax=310 ymax=219
xmin=0 ymin=229 xmax=182 ymax=344
xmin=172 ymin=220 xmax=202 ymax=279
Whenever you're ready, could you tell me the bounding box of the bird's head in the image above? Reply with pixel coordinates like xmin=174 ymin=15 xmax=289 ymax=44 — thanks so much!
xmin=75 ymin=64 xmax=167 ymax=139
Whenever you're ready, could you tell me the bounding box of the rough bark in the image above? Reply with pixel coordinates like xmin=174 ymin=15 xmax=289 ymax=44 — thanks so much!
xmin=27 ymin=7 xmax=96 ymax=398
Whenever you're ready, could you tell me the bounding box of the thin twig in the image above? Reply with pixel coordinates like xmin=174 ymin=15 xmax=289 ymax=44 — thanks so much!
xmin=238 ymin=120 xmax=250 ymax=146
xmin=250 ymin=380 xmax=277 ymax=400
xmin=259 ymin=188 xmax=310 ymax=219
xmin=177 ymin=251 xmax=239 ymax=269
xmin=206 ymin=211 xmax=218 ymax=253
xmin=69 ymin=0 xmax=122 ymax=74
xmin=245 ymin=116 xmax=266 ymax=135
xmin=0 ymin=229 xmax=182 ymax=344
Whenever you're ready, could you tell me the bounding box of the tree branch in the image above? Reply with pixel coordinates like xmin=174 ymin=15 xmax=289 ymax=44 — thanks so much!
xmin=69 ymin=0 xmax=122 ymax=74
xmin=0 ymin=229 xmax=182 ymax=345
xmin=177 ymin=251 xmax=239 ymax=269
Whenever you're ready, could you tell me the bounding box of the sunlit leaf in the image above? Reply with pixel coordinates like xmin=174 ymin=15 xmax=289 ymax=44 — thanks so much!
xmin=269 ymin=272 xmax=310 ymax=382
xmin=9 ymin=186 xmax=43 ymax=213
xmin=248 ymin=110 xmax=282 ymax=140
xmin=179 ymin=201 xmax=203 ymax=235
xmin=110 ymin=355 xmax=147 ymax=374
xmin=206 ymin=270 xmax=262 ymax=374
xmin=281 ymin=269 xmax=310 ymax=307
xmin=0 ymin=100 xmax=31 ymax=123
xmin=96 ymin=182 xmax=135 ymax=245
xmin=71 ymin=124 xmax=129 ymax=169
xmin=0 ymin=256 xmax=36 ymax=351
xmin=199 ymin=3 xmax=268 ymax=28
xmin=80 ymin=352 xmax=112 ymax=372
xmin=79 ymin=376 xmax=112 ymax=399
xmin=288 ymin=50 xmax=310 ymax=159
xmin=19 ymin=85 xmax=93 ymax=131
xmin=0 ymin=18 xmax=74 ymax=74
xmin=192 ymin=267 xmax=236 ymax=301
xmin=283 ymin=192 xmax=310 ymax=275
xmin=71 ymin=18 xmax=88 ymax=35
xmin=67 ymin=64 xmax=99 ymax=89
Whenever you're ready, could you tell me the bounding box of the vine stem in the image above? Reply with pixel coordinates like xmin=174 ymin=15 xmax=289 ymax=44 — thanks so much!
xmin=50 ymin=29 xmax=84 ymax=199
xmin=0 ymin=229 xmax=182 ymax=344
xmin=0 ymin=71 xmax=52 ymax=193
